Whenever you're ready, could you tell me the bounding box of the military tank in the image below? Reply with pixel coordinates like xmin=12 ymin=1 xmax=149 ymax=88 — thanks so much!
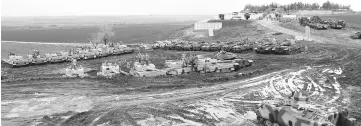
xmin=201 ymin=43 xmax=212 ymax=52
xmin=350 ymin=31 xmax=361 ymax=39
xmin=129 ymin=53 xmax=167 ymax=77
xmin=66 ymin=48 xmax=82 ymax=61
xmin=164 ymin=57 xmax=192 ymax=75
xmin=215 ymin=50 xmax=238 ymax=60
xmin=3 ymin=53 xmax=30 ymax=67
xmin=209 ymin=43 xmax=223 ymax=51
xmin=255 ymin=42 xmax=276 ymax=54
xmin=272 ymin=39 xmax=302 ymax=55
xmin=194 ymin=56 xmax=238 ymax=73
xmin=255 ymin=91 xmax=359 ymax=126
xmin=129 ymin=62 xmax=167 ymax=77
xmin=182 ymin=43 xmax=193 ymax=51
xmin=27 ymin=50 xmax=48 ymax=65
xmin=97 ymin=61 xmax=120 ymax=78
xmin=45 ymin=52 xmax=67 ymax=63
xmin=64 ymin=59 xmax=87 ymax=78
xmin=192 ymin=42 xmax=205 ymax=51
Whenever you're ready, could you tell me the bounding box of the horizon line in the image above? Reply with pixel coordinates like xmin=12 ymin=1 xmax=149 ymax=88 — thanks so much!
xmin=1 ymin=14 xmax=217 ymax=18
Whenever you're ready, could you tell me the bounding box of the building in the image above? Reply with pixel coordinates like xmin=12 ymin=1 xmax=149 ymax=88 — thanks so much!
xmin=194 ymin=19 xmax=222 ymax=30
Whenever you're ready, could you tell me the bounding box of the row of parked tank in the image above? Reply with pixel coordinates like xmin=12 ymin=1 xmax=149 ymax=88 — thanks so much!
xmin=67 ymin=52 xmax=253 ymax=78
xmin=152 ymin=37 xmax=303 ymax=55
xmin=2 ymin=43 xmax=134 ymax=67
xmin=299 ymin=16 xmax=346 ymax=30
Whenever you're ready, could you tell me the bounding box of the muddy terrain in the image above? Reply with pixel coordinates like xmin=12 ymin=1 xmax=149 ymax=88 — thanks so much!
xmin=2 ymin=19 xmax=361 ymax=125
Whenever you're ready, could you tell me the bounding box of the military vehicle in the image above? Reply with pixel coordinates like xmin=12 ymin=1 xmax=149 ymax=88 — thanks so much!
xmin=255 ymin=42 xmax=276 ymax=54
xmin=165 ymin=42 xmax=176 ymax=50
xmin=64 ymin=59 xmax=87 ymax=77
xmin=272 ymin=39 xmax=302 ymax=55
xmin=182 ymin=43 xmax=193 ymax=51
xmin=3 ymin=53 xmax=30 ymax=67
xmin=255 ymin=91 xmax=359 ymax=126
xmin=97 ymin=61 xmax=120 ymax=78
xmin=129 ymin=62 xmax=167 ymax=77
xmin=45 ymin=52 xmax=67 ymax=63
xmin=350 ymin=31 xmax=361 ymax=39
xmin=66 ymin=48 xmax=82 ymax=61
xmin=175 ymin=43 xmax=185 ymax=51
xmin=232 ymin=44 xmax=253 ymax=53
xmin=215 ymin=50 xmax=238 ymax=60
xmin=27 ymin=50 xmax=48 ymax=65
xmin=327 ymin=19 xmax=346 ymax=29
xmin=195 ymin=56 xmax=237 ymax=73
xmin=164 ymin=59 xmax=192 ymax=75
xmin=254 ymin=37 xmax=278 ymax=54
xmin=201 ymin=43 xmax=211 ymax=51
xmin=209 ymin=43 xmax=223 ymax=51
xmin=77 ymin=49 xmax=96 ymax=60
xmin=129 ymin=53 xmax=167 ymax=77
xmin=222 ymin=42 xmax=236 ymax=52
xmin=191 ymin=42 xmax=205 ymax=51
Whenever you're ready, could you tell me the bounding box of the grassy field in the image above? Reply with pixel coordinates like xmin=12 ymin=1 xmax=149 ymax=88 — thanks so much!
xmin=1 ymin=24 xmax=190 ymax=43
xmin=1 ymin=15 xmax=215 ymax=43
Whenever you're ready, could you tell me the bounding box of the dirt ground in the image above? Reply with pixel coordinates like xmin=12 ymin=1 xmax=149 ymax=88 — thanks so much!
xmin=2 ymin=19 xmax=361 ymax=126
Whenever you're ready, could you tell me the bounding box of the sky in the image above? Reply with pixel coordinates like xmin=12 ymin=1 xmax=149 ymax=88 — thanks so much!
xmin=1 ymin=0 xmax=361 ymax=16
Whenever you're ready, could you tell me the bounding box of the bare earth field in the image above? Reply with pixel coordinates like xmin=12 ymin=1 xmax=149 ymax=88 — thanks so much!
xmin=2 ymin=17 xmax=361 ymax=126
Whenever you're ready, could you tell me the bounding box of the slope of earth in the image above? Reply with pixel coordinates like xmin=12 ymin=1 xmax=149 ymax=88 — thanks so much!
xmin=2 ymin=19 xmax=361 ymax=125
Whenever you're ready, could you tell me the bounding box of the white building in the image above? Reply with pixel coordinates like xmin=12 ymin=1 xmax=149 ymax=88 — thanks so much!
xmin=194 ymin=19 xmax=222 ymax=30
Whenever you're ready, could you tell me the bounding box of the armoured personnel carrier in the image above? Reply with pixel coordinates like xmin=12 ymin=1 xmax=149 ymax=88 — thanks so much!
xmin=64 ymin=59 xmax=87 ymax=77
xmin=255 ymin=91 xmax=359 ymax=126
xmin=97 ymin=61 xmax=120 ymax=78
xmin=350 ymin=31 xmax=361 ymax=39
xmin=3 ymin=53 xmax=30 ymax=67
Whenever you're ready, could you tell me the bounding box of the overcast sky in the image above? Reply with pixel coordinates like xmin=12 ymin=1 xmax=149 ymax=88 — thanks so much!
xmin=2 ymin=0 xmax=360 ymax=16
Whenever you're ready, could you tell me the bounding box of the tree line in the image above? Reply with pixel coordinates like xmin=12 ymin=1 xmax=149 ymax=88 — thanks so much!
xmin=244 ymin=1 xmax=351 ymax=12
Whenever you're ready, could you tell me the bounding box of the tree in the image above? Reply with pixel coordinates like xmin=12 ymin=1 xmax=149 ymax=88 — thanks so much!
xmin=90 ymin=25 xmax=115 ymax=45
xmin=322 ymin=1 xmax=332 ymax=10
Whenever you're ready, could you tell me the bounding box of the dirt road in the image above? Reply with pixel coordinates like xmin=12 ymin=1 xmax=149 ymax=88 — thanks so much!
xmin=257 ymin=20 xmax=361 ymax=47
